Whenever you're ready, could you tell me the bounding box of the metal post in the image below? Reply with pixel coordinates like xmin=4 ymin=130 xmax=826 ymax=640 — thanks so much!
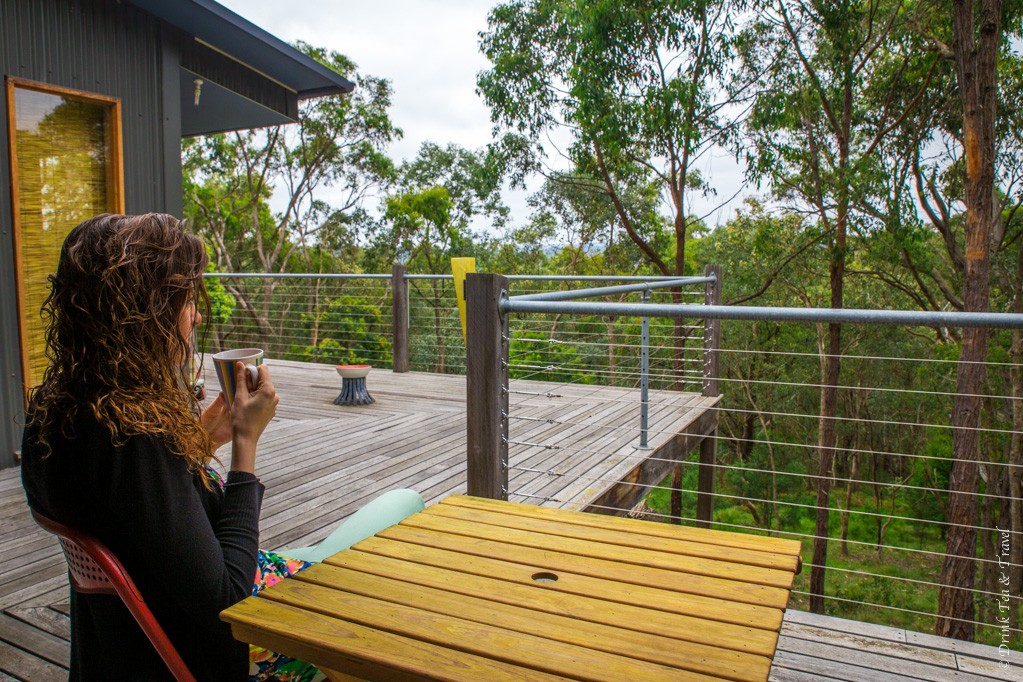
xmin=703 ymin=264 xmax=721 ymax=397
xmin=465 ymin=273 xmax=510 ymax=500
xmin=638 ymin=289 xmax=651 ymax=450
xmin=697 ymin=264 xmax=721 ymax=528
xmin=392 ymin=264 xmax=409 ymax=373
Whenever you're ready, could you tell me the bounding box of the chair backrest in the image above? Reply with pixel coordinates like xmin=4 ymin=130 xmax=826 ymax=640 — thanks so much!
xmin=31 ymin=509 xmax=197 ymax=682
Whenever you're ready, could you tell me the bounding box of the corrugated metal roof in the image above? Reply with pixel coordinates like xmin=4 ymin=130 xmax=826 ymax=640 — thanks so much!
xmin=125 ymin=0 xmax=354 ymax=98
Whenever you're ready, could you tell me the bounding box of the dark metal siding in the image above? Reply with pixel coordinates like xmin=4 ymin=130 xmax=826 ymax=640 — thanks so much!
xmin=0 ymin=0 xmax=179 ymax=467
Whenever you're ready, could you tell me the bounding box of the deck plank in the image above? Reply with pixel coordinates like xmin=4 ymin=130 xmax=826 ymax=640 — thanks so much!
xmin=770 ymin=650 xmax=910 ymax=682
xmin=773 ymin=610 xmax=1013 ymax=681
xmin=0 ymin=644 xmax=65 ymax=682
xmin=0 ymin=615 xmax=67 ymax=668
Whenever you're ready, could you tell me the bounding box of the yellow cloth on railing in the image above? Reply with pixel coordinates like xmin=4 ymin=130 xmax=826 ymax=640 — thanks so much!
xmin=452 ymin=257 xmax=476 ymax=343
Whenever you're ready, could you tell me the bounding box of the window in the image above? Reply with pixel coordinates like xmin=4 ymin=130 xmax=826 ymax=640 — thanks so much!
xmin=6 ymin=78 xmax=124 ymax=394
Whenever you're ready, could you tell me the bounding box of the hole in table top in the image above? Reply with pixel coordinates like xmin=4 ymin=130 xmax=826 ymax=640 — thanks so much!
xmin=532 ymin=572 xmax=559 ymax=583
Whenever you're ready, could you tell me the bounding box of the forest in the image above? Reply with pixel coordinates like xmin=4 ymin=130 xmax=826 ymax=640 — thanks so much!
xmin=182 ymin=1 xmax=1022 ymax=647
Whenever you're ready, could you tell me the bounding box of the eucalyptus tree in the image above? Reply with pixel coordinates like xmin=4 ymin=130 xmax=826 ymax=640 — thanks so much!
xmin=478 ymin=0 xmax=751 ymax=271
xmin=183 ymin=43 xmax=399 ymax=347
xmin=930 ymin=0 xmax=1017 ymax=641
xmin=527 ymin=170 xmax=668 ymax=278
xmin=363 ymin=142 xmax=510 ymax=273
xmin=738 ymin=0 xmax=942 ymax=613
xmin=692 ymin=201 xmax=828 ymax=536
xmin=363 ymin=142 xmax=510 ymax=372
xmin=868 ymin=11 xmax=1023 ymax=637
xmin=478 ymin=0 xmax=747 ymax=379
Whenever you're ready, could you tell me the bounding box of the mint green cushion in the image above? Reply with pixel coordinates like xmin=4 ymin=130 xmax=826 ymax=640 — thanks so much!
xmin=280 ymin=488 xmax=425 ymax=563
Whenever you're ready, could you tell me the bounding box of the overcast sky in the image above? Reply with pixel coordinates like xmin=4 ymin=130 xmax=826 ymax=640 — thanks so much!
xmin=217 ymin=0 xmax=745 ymax=230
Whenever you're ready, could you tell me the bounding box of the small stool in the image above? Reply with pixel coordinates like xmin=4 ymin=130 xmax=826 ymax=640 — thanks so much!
xmin=334 ymin=365 xmax=374 ymax=406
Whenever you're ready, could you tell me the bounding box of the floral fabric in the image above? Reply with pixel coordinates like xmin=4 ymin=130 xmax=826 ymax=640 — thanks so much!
xmin=249 ymin=646 xmax=326 ymax=682
xmin=204 ymin=467 xmax=325 ymax=682
xmin=253 ymin=550 xmax=311 ymax=595
xmin=248 ymin=549 xmax=322 ymax=680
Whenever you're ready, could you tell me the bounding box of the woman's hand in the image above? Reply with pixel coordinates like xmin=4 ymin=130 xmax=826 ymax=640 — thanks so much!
xmin=228 ymin=362 xmax=279 ymax=474
xmin=200 ymin=393 xmax=232 ymax=450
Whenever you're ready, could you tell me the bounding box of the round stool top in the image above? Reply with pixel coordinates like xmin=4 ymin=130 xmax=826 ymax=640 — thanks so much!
xmin=336 ymin=365 xmax=371 ymax=379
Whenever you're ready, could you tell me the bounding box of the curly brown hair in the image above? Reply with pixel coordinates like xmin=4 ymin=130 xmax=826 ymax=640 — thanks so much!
xmin=27 ymin=213 xmax=214 ymax=473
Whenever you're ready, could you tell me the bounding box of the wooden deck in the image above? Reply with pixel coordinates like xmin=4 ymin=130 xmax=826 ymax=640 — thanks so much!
xmin=0 ymin=361 xmax=1014 ymax=680
xmin=771 ymin=610 xmax=1015 ymax=681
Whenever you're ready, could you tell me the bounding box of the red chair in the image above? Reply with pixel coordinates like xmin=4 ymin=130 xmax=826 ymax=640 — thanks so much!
xmin=31 ymin=509 xmax=197 ymax=682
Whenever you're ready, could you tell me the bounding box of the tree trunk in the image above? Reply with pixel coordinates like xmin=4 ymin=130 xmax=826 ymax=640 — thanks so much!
xmin=607 ymin=317 xmax=617 ymax=386
xmin=810 ymin=193 xmax=847 ymax=611
xmin=841 ymin=452 xmax=857 ymax=556
xmin=937 ymin=237 xmax=988 ymax=642
xmin=432 ymin=280 xmax=446 ymax=373
xmin=978 ymin=465 xmax=996 ymax=626
xmin=309 ymin=277 xmax=322 ymax=350
xmin=1010 ymin=335 xmax=1023 ymax=633
xmin=810 ymin=323 xmax=841 ymax=613
xmin=872 ymin=453 xmax=884 ymax=552
xmin=808 ymin=45 xmax=855 ymax=610
xmin=937 ymin=0 xmax=1001 ymax=641
xmin=672 ymin=286 xmax=690 ymax=391
xmin=433 ymin=305 xmax=446 ymax=373
xmin=670 ymin=465 xmax=683 ymax=525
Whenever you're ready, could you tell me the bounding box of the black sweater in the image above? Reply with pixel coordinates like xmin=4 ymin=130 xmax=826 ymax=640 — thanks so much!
xmin=21 ymin=416 xmax=264 ymax=681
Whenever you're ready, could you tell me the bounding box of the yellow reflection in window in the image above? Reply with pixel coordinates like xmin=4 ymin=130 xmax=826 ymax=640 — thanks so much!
xmin=9 ymin=80 xmax=123 ymax=393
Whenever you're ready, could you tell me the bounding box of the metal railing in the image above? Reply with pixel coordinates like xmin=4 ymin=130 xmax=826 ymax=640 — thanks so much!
xmin=464 ymin=271 xmax=1023 ymax=648
xmin=202 ymin=267 xmax=1023 ymax=646
xmin=203 ymin=268 xmax=709 ymax=447
xmin=201 ymin=272 xmax=398 ymax=368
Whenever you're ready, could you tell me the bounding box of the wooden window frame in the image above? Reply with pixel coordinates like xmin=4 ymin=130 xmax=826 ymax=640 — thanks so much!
xmin=5 ymin=77 xmax=125 ymax=400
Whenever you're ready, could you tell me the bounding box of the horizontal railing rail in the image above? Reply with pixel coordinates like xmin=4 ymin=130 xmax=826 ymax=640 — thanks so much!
xmin=205 ymin=272 xmax=705 ymax=281
xmin=504 ymin=299 xmax=1023 ymax=328
xmin=511 ymin=276 xmax=715 ymax=301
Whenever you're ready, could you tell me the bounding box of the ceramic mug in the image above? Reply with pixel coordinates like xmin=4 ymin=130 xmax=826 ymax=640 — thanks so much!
xmin=212 ymin=348 xmax=263 ymax=406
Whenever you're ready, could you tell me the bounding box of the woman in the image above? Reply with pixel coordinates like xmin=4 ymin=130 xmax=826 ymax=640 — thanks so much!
xmin=21 ymin=214 xmax=421 ymax=680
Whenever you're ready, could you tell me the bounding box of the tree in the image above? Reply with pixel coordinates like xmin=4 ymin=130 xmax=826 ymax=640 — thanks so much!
xmin=363 ymin=142 xmax=510 ymax=372
xmin=740 ymin=0 xmax=940 ymax=612
xmin=363 ymin=142 xmax=510 ymax=272
xmin=479 ymin=0 xmax=747 ymax=379
xmin=693 ymin=201 xmax=827 ymax=535
xmin=527 ymin=169 xmax=667 ymax=278
xmin=876 ymin=5 xmax=1022 ymax=637
xmin=936 ymin=0 xmax=1004 ymax=641
xmin=184 ymin=43 xmax=399 ymax=349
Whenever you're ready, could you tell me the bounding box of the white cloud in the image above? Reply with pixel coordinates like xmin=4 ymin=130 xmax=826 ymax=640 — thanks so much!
xmin=219 ymin=0 xmax=496 ymax=165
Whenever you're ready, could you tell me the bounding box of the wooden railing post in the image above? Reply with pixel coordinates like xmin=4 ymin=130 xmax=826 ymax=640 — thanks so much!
xmin=697 ymin=265 xmax=721 ymax=528
xmin=392 ymin=264 xmax=409 ymax=373
xmin=465 ymin=273 xmax=509 ymax=500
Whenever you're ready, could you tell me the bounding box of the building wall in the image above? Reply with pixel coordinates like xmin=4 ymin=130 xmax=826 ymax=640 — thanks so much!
xmin=0 ymin=0 xmax=182 ymax=467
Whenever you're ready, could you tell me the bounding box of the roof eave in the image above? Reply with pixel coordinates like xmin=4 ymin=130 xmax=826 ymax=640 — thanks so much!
xmin=126 ymin=0 xmax=355 ymax=97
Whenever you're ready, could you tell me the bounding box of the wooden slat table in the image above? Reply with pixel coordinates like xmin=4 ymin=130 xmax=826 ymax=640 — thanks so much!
xmin=222 ymin=495 xmax=802 ymax=681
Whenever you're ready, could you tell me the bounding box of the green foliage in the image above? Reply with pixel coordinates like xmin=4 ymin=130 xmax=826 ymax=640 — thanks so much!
xmin=479 ymin=0 xmax=744 ymax=274
xmin=184 ymin=41 xmax=399 ymax=274
xmin=291 ymin=294 xmax=391 ymax=367
xmin=203 ymin=265 xmax=235 ymax=326
xmin=363 ymin=142 xmax=510 ymax=274
xmin=509 ymin=331 xmax=598 ymax=384
xmin=184 ymin=43 xmax=400 ymax=359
